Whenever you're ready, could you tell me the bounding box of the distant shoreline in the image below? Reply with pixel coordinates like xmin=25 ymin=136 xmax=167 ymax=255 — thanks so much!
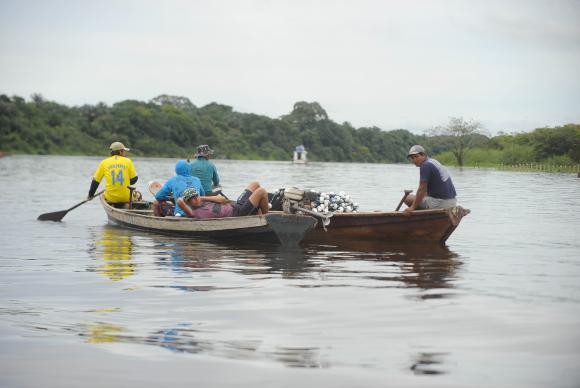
xmin=3 ymin=152 xmax=579 ymax=174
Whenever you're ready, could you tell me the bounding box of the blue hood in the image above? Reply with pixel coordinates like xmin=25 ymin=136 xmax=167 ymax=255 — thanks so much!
xmin=175 ymin=160 xmax=191 ymax=176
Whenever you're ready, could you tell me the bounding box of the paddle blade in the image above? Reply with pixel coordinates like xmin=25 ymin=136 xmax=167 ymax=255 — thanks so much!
xmin=37 ymin=190 xmax=104 ymax=222
xmin=37 ymin=210 xmax=68 ymax=222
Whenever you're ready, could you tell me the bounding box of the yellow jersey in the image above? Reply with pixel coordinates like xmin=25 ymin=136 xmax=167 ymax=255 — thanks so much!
xmin=93 ymin=155 xmax=137 ymax=203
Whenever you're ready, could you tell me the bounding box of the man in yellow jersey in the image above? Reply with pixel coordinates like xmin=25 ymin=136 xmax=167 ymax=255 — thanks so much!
xmin=88 ymin=142 xmax=138 ymax=206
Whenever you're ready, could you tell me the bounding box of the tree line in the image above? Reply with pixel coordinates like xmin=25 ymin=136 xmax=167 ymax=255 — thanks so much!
xmin=1 ymin=94 xmax=578 ymax=167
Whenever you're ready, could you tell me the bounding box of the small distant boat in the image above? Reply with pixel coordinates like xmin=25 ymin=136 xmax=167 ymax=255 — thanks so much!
xmin=293 ymin=145 xmax=307 ymax=164
xmin=100 ymin=196 xmax=317 ymax=247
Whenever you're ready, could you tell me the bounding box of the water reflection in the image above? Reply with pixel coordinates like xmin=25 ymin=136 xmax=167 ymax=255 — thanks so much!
xmin=79 ymin=321 xmax=326 ymax=368
xmin=80 ymin=228 xmax=462 ymax=369
xmin=305 ymin=240 xmax=462 ymax=297
xmin=89 ymin=226 xmax=135 ymax=281
xmin=88 ymin=226 xmax=462 ymax=294
xmin=410 ymin=352 xmax=449 ymax=375
xmin=146 ymin=233 xmax=316 ymax=280
xmin=86 ymin=231 xmax=462 ymax=296
xmin=84 ymin=322 xmax=124 ymax=344
xmin=149 ymin=237 xmax=463 ymax=294
xmin=156 ymin=238 xmax=220 ymax=273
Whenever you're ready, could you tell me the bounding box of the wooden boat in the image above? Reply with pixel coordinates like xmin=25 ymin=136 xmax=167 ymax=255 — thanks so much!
xmin=302 ymin=206 xmax=470 ymax=245
xmin=100 ymin=196 xmax=317 ymax=246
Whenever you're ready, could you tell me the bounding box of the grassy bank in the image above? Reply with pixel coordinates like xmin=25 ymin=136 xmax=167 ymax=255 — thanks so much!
xmin=434 ymin=148 xmax=580 ymax=173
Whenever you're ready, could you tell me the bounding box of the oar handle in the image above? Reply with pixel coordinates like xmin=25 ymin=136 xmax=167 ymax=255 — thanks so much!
xmin=67 ymin=189 xmax=105 ymax=212
xmin=395 ymin=189 xmax=413 ymax=211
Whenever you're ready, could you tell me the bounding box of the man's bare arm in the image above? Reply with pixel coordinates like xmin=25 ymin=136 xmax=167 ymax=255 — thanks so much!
xmin=177 ymin=198 xmax=195 ymax=217
xmin=200 ymin=195 xmax=227 ymax=204
xmin=404 ymin=181 xmax=427 ymax=213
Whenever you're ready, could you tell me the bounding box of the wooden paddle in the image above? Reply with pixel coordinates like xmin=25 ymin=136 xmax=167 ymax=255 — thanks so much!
xmin=211 ymin=186 xmax=229 ymax=200
xmin=37 ymin=190 xmax=105 ymax=222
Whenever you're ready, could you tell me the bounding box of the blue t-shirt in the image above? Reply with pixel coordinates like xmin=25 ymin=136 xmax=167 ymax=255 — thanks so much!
xmin=155 ymin=160 xmax=205 ymax=216
xmin=419 ymin=158 xmax=457 ymax=199
xmin=189 ymin=157 xmax=220 ymax=193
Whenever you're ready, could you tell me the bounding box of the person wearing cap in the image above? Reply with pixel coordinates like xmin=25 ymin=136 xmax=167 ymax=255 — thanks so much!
xmin=189 ymin=144 xmax=220 ymax=194
xmin=177 ymin=181 xmax=269 ymax=219
xmin=88 ymin=142 xmax=138 ymax=206
xmin=153 ymin=160 xmax=206 ymax=217
xmin=404 ymin=145 xmax=457 ymax=214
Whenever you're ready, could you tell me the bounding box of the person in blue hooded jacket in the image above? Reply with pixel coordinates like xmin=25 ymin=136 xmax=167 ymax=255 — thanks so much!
xmin=153 ymin=160 xmax=205 ymax=217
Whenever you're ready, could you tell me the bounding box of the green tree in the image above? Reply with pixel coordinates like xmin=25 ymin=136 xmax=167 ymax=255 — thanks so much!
xmin=530 ymin=124 xmax=580 ymax=163
xmin=429 ymin=117 xmax=486 ymax=166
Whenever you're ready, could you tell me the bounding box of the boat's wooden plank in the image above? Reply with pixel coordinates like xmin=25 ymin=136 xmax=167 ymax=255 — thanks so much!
xmin=111 ymin=211 xmax=269 ymax=232
xmin=303 ymin=206 xmax=469 ymax=245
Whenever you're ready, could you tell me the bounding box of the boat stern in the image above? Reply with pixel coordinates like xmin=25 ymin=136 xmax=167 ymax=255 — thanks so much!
xmin=266 ymin=213 xmax=317 ymax=246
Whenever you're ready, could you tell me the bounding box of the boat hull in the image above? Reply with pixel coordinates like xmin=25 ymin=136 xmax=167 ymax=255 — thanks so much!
xmin=100 ymin=197 xmax=317 ymax=246
xmin=302 ymin=207 xmax=469 ymax=245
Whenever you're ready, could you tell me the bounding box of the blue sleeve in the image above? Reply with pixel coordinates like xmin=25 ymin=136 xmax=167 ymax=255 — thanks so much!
xmin=155 ymin=181 xmax=172 ymax=201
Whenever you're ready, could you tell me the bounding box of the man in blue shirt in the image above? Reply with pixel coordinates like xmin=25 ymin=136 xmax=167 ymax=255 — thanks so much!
xmin=404 ymin=145 xmax=457 ymax=214
xmin=154 ymin=160 xmax=205 ymax=217
xmin=189 ymin=144 xmax=220 ymax=194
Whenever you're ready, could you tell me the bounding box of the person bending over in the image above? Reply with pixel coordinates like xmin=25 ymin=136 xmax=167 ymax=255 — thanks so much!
xmin=153 ymin=160 xmax=205 ymax=217
xmin=178 ymin=181 xmax=269 ymax=219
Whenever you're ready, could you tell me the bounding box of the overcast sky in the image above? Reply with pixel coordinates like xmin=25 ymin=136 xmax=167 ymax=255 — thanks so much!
xmin=1 ymin=0 xmax=579 ymax=134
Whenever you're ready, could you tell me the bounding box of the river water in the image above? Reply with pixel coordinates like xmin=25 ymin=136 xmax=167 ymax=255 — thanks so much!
xmin=1 ymin=155 xmax=579 ymax=388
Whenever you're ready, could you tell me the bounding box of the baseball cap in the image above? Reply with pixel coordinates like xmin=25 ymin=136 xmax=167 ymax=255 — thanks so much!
xmin=110 ymin=142 xmax=130 ymax=151
xmin=407 ymin=145 xmax=425 ymax=157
